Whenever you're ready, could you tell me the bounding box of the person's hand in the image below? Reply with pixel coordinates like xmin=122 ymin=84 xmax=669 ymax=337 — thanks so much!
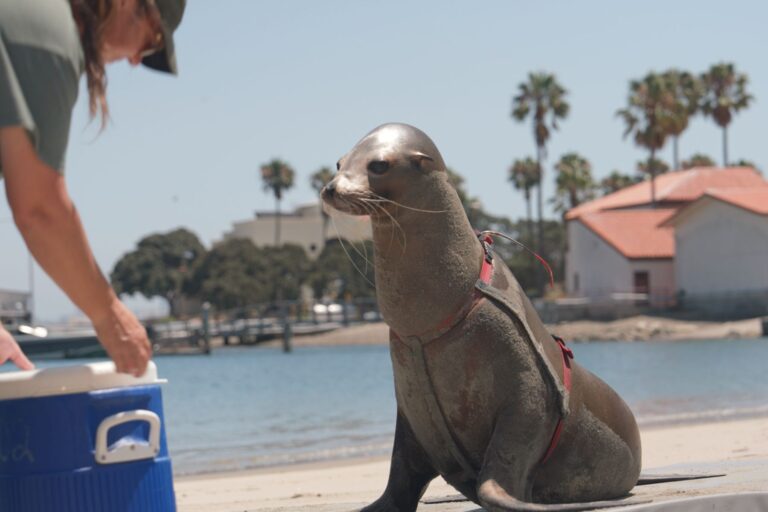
xmin=92 ymin=300 xmax=151 ymax=376
xmin=0 ymin=325 xmax=35 ymax=370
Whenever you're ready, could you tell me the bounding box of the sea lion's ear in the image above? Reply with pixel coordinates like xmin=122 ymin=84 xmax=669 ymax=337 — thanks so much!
xmin=410 ymin=151 xmax=436 ymax=172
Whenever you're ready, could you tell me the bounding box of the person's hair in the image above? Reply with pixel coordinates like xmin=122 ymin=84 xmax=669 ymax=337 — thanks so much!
xmin=68 ymin=0 xmax=112 ymax=126
xmin=68 ymin=0 xmax=154 ymax=128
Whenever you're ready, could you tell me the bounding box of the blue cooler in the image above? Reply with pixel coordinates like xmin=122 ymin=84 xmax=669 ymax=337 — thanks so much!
xmin=0 ymin=362 xmax=176 ymax=511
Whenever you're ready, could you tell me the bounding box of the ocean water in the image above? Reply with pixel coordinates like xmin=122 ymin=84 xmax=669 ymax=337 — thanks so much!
xmin=5 ymin=338 xmax=768 ymax=475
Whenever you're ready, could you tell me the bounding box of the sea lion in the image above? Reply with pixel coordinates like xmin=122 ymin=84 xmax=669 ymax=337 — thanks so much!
xmin=321 ymin=123 xmax=642 ymax=511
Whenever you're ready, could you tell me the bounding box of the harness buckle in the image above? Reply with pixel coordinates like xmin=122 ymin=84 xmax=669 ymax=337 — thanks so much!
xmin=479 ymin=234 xmax=494 ymax=263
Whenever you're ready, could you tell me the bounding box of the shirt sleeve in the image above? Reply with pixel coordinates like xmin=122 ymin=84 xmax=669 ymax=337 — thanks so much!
xmin=0 ymin=34 xmax=79 ymax=173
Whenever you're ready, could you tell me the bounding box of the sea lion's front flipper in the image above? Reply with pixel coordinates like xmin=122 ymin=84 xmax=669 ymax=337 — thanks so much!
xmin=478 ymin=479 xmax=650 ymax=511
xmin=359 ymin=411 xmax=437 ymax=512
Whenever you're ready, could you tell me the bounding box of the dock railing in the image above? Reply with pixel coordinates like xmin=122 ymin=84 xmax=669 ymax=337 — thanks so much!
xmin=146 ymin=297 xmax=381 ymax=354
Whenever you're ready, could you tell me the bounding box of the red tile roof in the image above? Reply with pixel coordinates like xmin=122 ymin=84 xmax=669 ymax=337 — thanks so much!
xmin=566 ymin=167 xmax=767 ymax=220
xmin=705 ymin=188 xmax=768 ymax=216
xmin=579 ymin=208 xmax=677 ymax=259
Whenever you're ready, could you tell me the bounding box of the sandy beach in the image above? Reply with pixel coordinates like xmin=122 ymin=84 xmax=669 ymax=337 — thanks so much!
xmin=174 ymin=416 xmax=768 ymax=511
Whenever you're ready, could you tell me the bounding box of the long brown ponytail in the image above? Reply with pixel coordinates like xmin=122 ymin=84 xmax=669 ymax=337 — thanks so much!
xmin=68 ymin=0 xmax=112 ymax=126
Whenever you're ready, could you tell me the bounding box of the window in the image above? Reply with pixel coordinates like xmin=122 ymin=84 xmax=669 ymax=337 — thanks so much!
xmin=633 ymin=271 xmax=649 ymax=294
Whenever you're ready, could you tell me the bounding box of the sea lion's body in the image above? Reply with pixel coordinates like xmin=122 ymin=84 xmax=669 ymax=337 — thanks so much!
xmin=322 ymin=123 xmax=641 ymax=511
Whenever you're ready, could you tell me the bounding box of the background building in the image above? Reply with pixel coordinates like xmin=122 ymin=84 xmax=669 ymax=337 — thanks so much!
xmin=222 ymin=203 xmax=371 ymax=258
xmin=663 ymin=188 xmax=768 ymax=317
xmin=565 ymin=167 xmax=768 ymax=315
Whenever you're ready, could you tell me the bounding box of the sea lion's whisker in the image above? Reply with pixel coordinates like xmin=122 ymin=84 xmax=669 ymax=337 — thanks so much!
xmin=367 ymin=193 xmax=449 ymax=214
xmin=354 ymin=201 xmax=377 ymax=275
xmin=365 ymin=199 xmax=407 ymax=254
xmin=336 ymin=199 xmax=375 ymax=264
xmin=329 ymin=213 xmax=376 ymax=289
xmin=362 ymin=199 xmax=398 ymax=251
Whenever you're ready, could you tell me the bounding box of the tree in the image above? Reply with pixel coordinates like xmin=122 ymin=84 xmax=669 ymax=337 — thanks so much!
xmin=185 ymin=240 xmax=311 ymax=310
xmin=260 ymin=159 xmax=295 ymax=246
xmin=731 ymin=159 xmax=761 ymax=173
xmin=681 ymin=153 xmax=716 ymax=169
xmin=617 ymin=72 xmax=677 ymax=207
xmin=552 ymin=152 xmax=596 ymax=217
xmin=662 ymin=69 xmax=701 ymax=170
xmin=637 ymin=158 xmax=670 ymax=177
xmin=444 ymin=166 xmax=519 ymax=233
xmin=512 ymin=72 xmax=569 ymax=292
xmin=699 ymin=63 xmax=753 ymax=167
xmin=600 ymin=170 xmax=639 ymax=195
xmin=508 ymin=157 xmax=540 ymax=242
xmin=309 ymin=166 xmax=335 ymax=246
xmin=262 ymin=244 xmax=312 ymax=302
xmin=308 ymin=239 xmax=376 ymax=300
xmin=493 ymin=219 xmax=566 ymax=297
xmin=111 ymin=228 xmax=206 ymax=317
xmin=184 ymin=238 xmax=271 ymax=310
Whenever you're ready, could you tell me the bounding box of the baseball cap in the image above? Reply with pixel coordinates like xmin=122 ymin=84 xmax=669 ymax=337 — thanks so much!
xmin=141 ymin=0 xmax=186 ymax=75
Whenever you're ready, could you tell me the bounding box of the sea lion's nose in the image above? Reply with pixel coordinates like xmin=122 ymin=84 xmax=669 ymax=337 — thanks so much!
xmin=322 ymin=182 xmax=336 ymax=198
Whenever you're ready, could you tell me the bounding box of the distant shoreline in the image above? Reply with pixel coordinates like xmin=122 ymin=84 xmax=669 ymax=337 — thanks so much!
xmin=247 ymin=315 xmax=764 ymax=349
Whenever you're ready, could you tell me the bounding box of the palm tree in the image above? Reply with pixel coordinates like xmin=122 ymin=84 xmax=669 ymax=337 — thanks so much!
xmin=662 ymin=69 xmax=701 ymax=170
xmin=637 ymin=157 xmax=670 ymax=177
xmin=681 ymin=153 xmax=716 ymax=169
xmin=731 ymin=159 xmax=760 ymax=171
xmin=617 ymin=72 xmax=676 ymax=207
xmin=699 ymin=63 xmax=753 ymax=166
xmin=508 ymin=157 xmax=540 ymax=241
xmin=260 ymin=159 xmax=295 ymax=247
xmin=600 ymin=170 xmax=639 ymax=195
xmin=309 ymin=166 xmax=335 ymax=247
xmin=552 ymin=153 xmax=595 ymax=217
xmin=512 ymin=72 xmax=569 ymax=292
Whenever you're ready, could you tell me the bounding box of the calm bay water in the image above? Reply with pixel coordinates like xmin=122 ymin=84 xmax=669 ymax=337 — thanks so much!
xmin=8 ymin=338 xmax=768 ymax=475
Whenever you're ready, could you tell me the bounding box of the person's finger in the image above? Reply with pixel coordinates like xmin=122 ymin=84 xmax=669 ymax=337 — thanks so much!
xmin=11 ymin=348 xmax=35 ymax=371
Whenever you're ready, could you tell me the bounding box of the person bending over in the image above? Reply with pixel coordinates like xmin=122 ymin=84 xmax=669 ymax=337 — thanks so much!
xmin=0 ymin=0 xmax=186 ymax=375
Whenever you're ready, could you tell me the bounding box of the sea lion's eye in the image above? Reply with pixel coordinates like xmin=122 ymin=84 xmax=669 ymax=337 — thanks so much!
xmin=336 ymin=161 xmax=341 ymax=171
xmin=367 ymin=160 xmax=390 ymax=175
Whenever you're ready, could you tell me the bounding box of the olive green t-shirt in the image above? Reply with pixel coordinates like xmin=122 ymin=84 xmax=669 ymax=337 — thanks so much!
xmin=0 ymin=0 xmax=84 ymax=173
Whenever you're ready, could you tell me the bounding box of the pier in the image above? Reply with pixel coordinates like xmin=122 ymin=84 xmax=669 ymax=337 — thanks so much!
xmin=16 ymin=298 xmax=381 ymax=359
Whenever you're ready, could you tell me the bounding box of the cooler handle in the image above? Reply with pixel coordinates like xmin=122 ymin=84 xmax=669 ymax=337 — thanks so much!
xmin=95 ymin=410 xmax=161 ymax=464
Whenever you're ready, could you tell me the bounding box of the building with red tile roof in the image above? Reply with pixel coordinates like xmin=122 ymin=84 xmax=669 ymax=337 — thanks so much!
xmin=578 ymin=209 xmax=677 ymax=260
xmin=565 ymin=167 xmax=768 ymax=308
xmin=565 ymin=166 xmax=766 ymax=220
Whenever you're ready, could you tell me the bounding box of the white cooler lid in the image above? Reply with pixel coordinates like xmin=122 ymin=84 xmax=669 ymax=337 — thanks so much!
xmin=0 ymin=361 xmax=165 ymax=400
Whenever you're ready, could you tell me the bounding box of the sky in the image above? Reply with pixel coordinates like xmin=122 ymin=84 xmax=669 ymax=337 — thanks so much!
xmin=1 ymin=0 xmax=766 ymax=322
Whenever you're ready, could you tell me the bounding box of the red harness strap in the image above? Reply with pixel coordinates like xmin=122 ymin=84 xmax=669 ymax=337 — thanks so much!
xmin=540 ymin=335 xmax=574 ymax=463
xmin=425 ymin=236 xmax=494 ymax=336
xmin=408 ymin=234 xmax=573 ymax=465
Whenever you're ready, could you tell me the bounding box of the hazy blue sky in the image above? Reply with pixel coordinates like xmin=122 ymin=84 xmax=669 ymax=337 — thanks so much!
xmin=1 ymin=0 xmax=765 ymax=321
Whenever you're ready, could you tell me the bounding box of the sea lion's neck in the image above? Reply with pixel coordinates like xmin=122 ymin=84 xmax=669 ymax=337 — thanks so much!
xmin=372 ymin=178 xmax=483 ymax=338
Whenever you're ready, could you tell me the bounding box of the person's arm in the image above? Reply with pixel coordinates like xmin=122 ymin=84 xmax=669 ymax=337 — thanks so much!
xmin=0 ymin=324 xmax=34 ymax=370
xmin=0 ymin=126 xmax=150 ymax=376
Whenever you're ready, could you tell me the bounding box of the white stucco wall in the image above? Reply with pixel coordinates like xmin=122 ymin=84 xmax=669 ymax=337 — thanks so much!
xmin=674 ymin=200 xmax=768 ymax=295
xmin=629 ymin=259 xmax=676 ymax=306
xmin=566 ymin=221 xmax=674 ymax=305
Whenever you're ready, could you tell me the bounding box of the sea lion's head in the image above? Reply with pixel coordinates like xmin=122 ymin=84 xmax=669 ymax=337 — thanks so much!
xmin=322 ymin=123 xmax=447 ymax=217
